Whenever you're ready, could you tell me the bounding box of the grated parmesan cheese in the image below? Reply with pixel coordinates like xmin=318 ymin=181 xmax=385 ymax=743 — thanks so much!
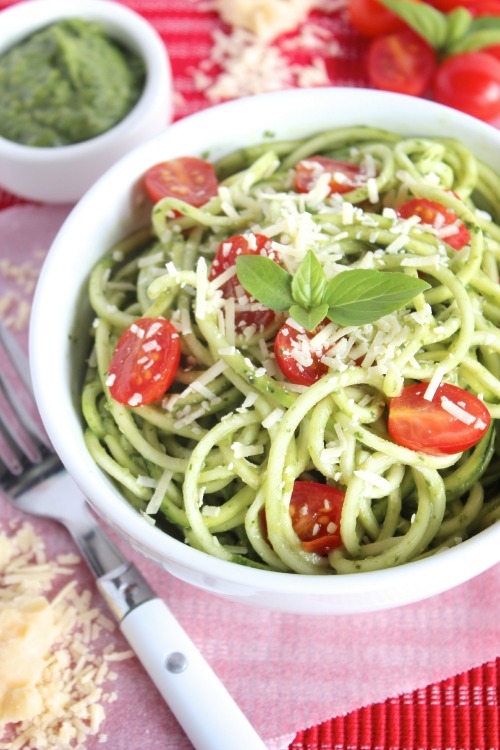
xmin=367 ymin=177 xmax=379 ymax=204
xmin=423 ymin=366 xmax=446 ymax=402
xmin=0 ymin=522 xmax=133 ymax=749
xmin=440 ymin=396 xmax=476 ymax=425
xmin=215 ymin=0 xmax=321 ymax=42
xmin=354 ymin=470 xmax=393 ymax=493
xmin=385 ymin=234 xmax=408 ymax=254
xmin=231 ymin=442 xmax=264 ymax=459
xmin=195 ymin=257 xmax=209 ymax=320
xmin=146 ymin=470 xmax=173 ymax=515
xmin=190 ymin=0 xmax=342 ymax=104
xmin=262 ymin=408 xmax=285 ymax=429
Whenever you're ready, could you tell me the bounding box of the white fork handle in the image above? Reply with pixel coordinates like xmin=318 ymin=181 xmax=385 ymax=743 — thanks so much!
xmin=120 ymin=597 xmax=267 ymax=750
xmin=14 ymin=468 xmax=266 ymax=750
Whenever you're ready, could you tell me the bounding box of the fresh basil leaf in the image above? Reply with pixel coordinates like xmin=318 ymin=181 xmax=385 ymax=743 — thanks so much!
xmin=378 ymin=0 xmax=447 ymax=48
xmin=291 ymin=250 xmax=326 ymax=308
xmin=324 ymin=269 xmax=430 ymax=326
xmin=445 ymin=7 xmax=472 ymax=47
xmin=448 ymin=27 xmax=500 ymax=54
xmin=289 ymin=303 xmax=329 ymax=332
xmin=236 ymin=255 xmax=294 ymax=312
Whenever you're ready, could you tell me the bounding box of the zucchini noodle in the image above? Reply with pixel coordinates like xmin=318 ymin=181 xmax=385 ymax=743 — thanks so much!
xmin=81 ymin=126 xmax=500 ymax=574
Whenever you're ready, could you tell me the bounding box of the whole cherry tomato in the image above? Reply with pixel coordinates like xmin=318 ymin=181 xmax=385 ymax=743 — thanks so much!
xmin=464 ymin=0 xmax=500 ymax=14
xmin=428 ymin=0 xmax=500 ymax=12
xmin=432 ymin=52 xmax=500 ymax=122
xmin=483 ymin=45 xmax=500 ymax=63
xmin=367 ymin=29 xmax=437 ymax=97
xmin=348 ymin=0 xmax=416 ymax=36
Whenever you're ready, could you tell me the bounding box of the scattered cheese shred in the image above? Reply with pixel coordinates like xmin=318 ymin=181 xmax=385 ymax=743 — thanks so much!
xmin=0 ymin=252 xmax=45 ymax=334
xmin=0 ymin=521 xmax=133 ymax=750
xmin=195 ymin=257 xmax=209 ymax=320
xmin=440 ymin=396 xmax=476 ymax=425
xmin=423 ymin=366 xmax=446 ymax=402
xmin=353 ymin=470 xmax=393 ymax=493
xmin=146 ymin=470 xmax=173 ymax=515
xmin=262 ymin=408 xmax=285 ymax=429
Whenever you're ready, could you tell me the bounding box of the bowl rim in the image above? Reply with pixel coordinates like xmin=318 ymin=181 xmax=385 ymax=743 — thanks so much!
xmin=0 ymin=0 xmax=172 ymax=158
xmin=29 ymin=86 xmax=500 ymax=608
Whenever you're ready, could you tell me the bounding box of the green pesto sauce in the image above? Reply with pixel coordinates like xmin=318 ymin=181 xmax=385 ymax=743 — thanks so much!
xmin=0 ymin=18 xmax=145 ymax=147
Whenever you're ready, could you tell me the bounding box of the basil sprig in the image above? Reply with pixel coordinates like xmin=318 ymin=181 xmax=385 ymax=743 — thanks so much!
xmin=236 ymin=250 xmax=430 ymax=330
xmin=378 ymin=0 xmax=500 ymax=57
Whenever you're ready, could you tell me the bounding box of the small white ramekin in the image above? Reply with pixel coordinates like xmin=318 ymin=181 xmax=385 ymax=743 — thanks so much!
xmin=0 ymin=0 xmax=172 ymax=203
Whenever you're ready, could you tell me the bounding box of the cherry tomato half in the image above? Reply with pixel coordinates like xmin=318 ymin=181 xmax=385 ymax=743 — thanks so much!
xmin=107 ymin=318 xmax=181 ymax=407
xmin=388 ymin=382 xmax=491 ymax=455
xmin=294 ymin=156 xmax=365 ymax=195
xmin=143 ymin=156 xmax=219 ymax=206
xmin=348 ymin=0 xmax=411 ymax=36
xmin=367 ymin=29 xmax=437 ymax=97
xmin=209 ymin=233 xmax=278 ymax=333
xmin=290 ymin=481 xmax=345 ymax=555
xmin=432 ymin=52 xmax=500 ymax=123
xmin=274 ymin=321 xmax=329 ymax=386
xmin=396 ymin=197 xmax=471 ymax=250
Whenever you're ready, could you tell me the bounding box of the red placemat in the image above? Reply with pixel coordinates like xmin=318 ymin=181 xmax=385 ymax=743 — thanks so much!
xmin=0 ymin=2 xmax=499 ymax=749
xmin=291 ymin=659 xmax=500 ymax=750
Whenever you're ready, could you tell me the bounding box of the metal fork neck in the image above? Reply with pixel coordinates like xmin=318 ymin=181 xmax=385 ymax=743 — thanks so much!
xmin=9 ymin=466 xmax=157 ymax=619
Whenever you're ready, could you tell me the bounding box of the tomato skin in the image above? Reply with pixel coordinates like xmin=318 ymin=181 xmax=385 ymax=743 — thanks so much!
xmin=107 ymin=318 xmax=181 ymax=407
xmin=388 ymin=383 xmax=491 ymax=455
xmin=465 ymin=0 xmax=500 ymax=14
xmin=209 ymin=233 xmax=278 ymax=332
xmin=294 ymin=156 xmax=365 ymax=195
xmin=274 ymin=321 xmax=329 ymax=386
xmin=367 ymin=29 xmax=437 ymax=97
xmin=290 ymin=481 xmax=345 ymax=555
xmin=348 ymin=0 xmax=410 ymax=36
xmin=396 ymin=197 xmax=471 ymax=250
xmin=427 ymin=0 xmax=458 ymax=7
xmin=433 ymin=52 xmax=500 ymax=122
xmin=483 ymin=45 xmax=500 ymax=63
xmin=427 ymin=0 xmax=468 ymax=8
xmin=209 ymin=233 xmax=278 ymax=278
xmin=428 ymin=0 xmax=500 ymax=12
xmin=143 ymin=156 xmax=218 ymax=206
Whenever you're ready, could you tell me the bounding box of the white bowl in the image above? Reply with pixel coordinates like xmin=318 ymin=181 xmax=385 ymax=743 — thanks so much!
xmin=0 ymin=0 xmax=172 ymax=203
xmin=30 ymin=88 xmax=500 ymax=614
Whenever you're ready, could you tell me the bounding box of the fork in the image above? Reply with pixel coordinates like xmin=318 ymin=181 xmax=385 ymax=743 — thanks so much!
xmin=0 ymin=324 xmax=267 ymax=750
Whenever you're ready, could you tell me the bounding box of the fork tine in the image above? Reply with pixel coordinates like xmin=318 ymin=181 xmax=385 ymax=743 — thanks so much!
xmin=0 ymin=413 xmax=23 ymax=475
xmin=0 ymin=385 xmax=41 ymax=473
xmin=0 ymin=324 xmax=52 ymax=451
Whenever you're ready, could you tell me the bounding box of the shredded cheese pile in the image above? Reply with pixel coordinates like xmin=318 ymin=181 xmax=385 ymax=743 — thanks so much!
xmin=215 ymin=0 xmax=322 ymax=41
xmin=0 ymin=521 xmax=133 ymax=750
xmin=0 ymin=256 xmax=42 ymax=332
xmin=190 ymin=0 xmax=345 ymax=103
